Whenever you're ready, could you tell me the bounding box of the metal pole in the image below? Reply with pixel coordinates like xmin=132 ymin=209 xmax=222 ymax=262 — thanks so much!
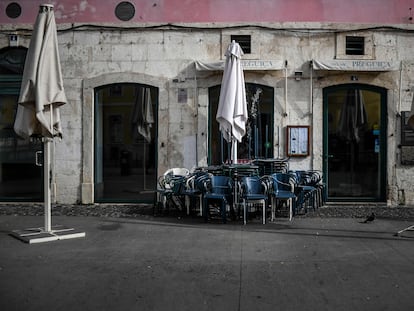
xmin=44 ymin=104 xmax=53 ymax=232
xmin=44 ymin=138 xmax=51 ymax=232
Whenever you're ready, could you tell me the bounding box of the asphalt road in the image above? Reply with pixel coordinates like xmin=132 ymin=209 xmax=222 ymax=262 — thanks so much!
xmin=0 ymin=215 xmax=413 ymax=311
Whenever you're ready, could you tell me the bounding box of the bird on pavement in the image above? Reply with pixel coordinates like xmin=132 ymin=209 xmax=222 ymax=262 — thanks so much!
xmin=361 ymin=212 xmax=375 ymax=223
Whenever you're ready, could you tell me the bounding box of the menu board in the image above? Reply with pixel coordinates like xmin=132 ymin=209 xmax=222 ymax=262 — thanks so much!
xmin=401 ymin=111 xmax=414 ymax=146
xmin=286 ymin=126 xmax=310 ymax=157
xmin=401 ymin=111 xmax=414 ymax=165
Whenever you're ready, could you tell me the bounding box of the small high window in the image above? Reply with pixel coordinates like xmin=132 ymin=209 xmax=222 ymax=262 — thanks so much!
xmin=6 ymin=2 xmax=22 ymax=19
xmin=346 ymin=36 xmax=365 ymax=55
xmin=115 ymin=1 xmax=135 ymax=21
xmin=231 ymin=35 xmax=251 ymax=54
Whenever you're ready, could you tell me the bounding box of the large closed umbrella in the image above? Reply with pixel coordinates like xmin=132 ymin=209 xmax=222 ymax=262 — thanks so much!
xmin=12 ymin=4 xmax=84 ymax=243
xmin=216 ymin=40 xmax=248 ymax=164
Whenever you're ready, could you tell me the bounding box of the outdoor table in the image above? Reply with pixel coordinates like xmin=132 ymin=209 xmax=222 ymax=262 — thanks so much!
xmin=253 ymin=158 xmax=290 ymax=175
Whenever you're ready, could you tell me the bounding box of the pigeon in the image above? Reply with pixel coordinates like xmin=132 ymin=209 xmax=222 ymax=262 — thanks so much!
xmin=361 ymin=212 xmax=375 ymax=223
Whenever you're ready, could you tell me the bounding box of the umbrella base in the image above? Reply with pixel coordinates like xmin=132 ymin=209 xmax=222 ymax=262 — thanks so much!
xmin=10 ymin=225 xmax=85 ymax=244
xmin=396 ymin=224 xmax=414 ymax=238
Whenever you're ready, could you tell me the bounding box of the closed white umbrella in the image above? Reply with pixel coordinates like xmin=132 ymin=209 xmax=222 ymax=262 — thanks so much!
xmin=12 ymin=4 xmax=84 ymax=243
xmin=14 ymin=5 xmax=66 ymax=139
xmin=216 ymin=41 xmax=248 ymax=163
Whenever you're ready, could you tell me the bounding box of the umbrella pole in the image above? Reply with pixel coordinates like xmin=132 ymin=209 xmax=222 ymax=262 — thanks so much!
xmin=232 ymin=138 xmax=238 ymax=164
xmin=44 ymin=104 xmax=53 ymax=232
xmin=44 ymin=138 xmax=52 ymax=232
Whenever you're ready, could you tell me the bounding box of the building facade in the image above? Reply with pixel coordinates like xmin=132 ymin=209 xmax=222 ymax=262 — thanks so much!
xmin=0 ymin=0 xmax=414 ymax=206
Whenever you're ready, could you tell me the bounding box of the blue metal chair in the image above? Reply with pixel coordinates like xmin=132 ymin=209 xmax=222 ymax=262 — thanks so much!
xmin=156 ymin=168 xmax=189 ymax=214
xmin=270 ymin=173 xmax=296 ymax=221
xmin=203 ymin=175 xmax=233 ymax=223
xmin=240 ymin=176 xmax=268 ymax=225
xmin=291 ymin=170 xmax=324 ymax=213
xmin=182 ymin=171 xmax=210 ymax=216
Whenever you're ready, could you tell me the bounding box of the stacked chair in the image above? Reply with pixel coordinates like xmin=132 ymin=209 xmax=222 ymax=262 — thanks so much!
xmin=239 ymin=176 xmax=269 ymax=224
xmin=157 ymin=168 xmax=189 ymax=214
xmin=156 ymin=164 xmax=325 ymax=223
xmin=202 ymin=175 xmax=233 ymax=223
xmin=289 ymin=170 xmax=325 ymax=213
xmin=267 ymin=173 xmax=297 ymax=221
xmin=182 ymin=171 xmax=211 ymax=216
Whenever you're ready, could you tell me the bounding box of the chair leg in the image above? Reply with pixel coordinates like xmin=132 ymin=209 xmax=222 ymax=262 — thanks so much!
xmin=198 ymin=195 xmax=203 ymax=216
xmin=271 ymin=197 xmax=275 ymax=222
xmin=203 ymin=198 xmax=208 ymax=222
xmin=221 ymin=201 xmax=227 ymax=224
xmin=243 ymin=200 xmax=247 ymax=225
xmin=262 ymin=201 xmax=266 ymax=224
xmin=289 ymin=198 xmax=293 ymax=221
xmin=185 ymin=196 xmax=190 ymax=215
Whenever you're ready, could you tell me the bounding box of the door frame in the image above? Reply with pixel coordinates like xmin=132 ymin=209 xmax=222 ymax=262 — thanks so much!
xmin=322 ymin=83 xmax=387 ymax=202
xmin=93 ymin=82 xmax=159 ymax=203
xmin=81 ymin=73 xmax=167 ymax=204
xmin=207 ymin=83 xmax=275 ymax=164
xmin=0 ymin=76 xmax=44 ymax=201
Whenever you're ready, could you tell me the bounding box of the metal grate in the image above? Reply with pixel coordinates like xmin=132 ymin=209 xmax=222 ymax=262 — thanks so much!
xmin=346 ymin=36 xmax=365 ymax=55
xmin=6 ymin=2 xmax=22 ymax=19
xmin=231 ymin=35 xmax=251 ymax=54
xmin=115 ymin=1 xmax=135 ymax=21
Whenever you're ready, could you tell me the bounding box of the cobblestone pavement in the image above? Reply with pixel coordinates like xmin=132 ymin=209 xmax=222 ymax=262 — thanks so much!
xmin=0 ymin=202 xmax=414 ymax=221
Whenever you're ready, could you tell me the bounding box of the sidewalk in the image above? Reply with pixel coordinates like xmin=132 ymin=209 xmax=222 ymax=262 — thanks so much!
xmin=0 ymin=209 xmax=413 ymax=311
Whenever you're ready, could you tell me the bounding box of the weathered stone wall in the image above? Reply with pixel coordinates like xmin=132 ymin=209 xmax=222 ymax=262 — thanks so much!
xmin=1 ymin=23 xmax=414 ymax=205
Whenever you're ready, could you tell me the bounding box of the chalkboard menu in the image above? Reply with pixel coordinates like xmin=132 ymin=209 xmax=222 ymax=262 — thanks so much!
xmin=401 ymin=111 xmax=414 ymax=146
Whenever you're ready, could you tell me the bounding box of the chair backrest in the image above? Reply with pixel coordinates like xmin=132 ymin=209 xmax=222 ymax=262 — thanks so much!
xmin=186 ymin=172 xmax=210 ymax=191
xmin=241 ymin=176 xmax=265 ymax=195
xmin=271 ymin=173 xmax=295 ymax=192
xmin=160 ymin=168 xmax=189 ymax=190
xmin=164 ymin=167 xmax=190 ymax=177
xmin=209 ymin=175 xmax=232 ymax=195
xmin=292 ymin=170 xmax=322 ymax=186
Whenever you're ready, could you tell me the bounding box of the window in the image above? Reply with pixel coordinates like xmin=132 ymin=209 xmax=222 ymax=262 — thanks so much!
xmin=115 ymin=1 xmax=135 ymax=21
xmin=346 ymin=36 xmax=365 ymax=55
xmin=209 ymin=83 xmax=274 ymax=164
xmin=6 ymin=2 xmax=22 ymax=19
xmin=231 ymin=35 xmax=251 ymax=54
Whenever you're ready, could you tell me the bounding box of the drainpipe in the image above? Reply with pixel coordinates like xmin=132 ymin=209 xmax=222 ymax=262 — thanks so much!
xmin=194 ymin=68 xmax=199 ymax=166
xmin=310 ymin=60 xmax=314 ymax=170
xmin=284 ymin=60 xmax=288 ymax=158
xmin=398 ymin=61 xmax=403 ymax=114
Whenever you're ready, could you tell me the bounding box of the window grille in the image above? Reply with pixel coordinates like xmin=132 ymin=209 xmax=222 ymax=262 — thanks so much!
xmin=231 ymin=35 xmax=251 ymax=54
xmin=346 ymin=36 xmax=365 ymax=55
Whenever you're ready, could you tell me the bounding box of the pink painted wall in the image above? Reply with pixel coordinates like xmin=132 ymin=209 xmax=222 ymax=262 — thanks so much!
xmin=1 ymin=0 xmax=414 ymax=24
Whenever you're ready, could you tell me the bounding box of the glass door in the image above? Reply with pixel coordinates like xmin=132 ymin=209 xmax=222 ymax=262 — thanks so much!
xmin=0 ymin=88 xmax=43 ymax=201
xmin=323 ymin=84 xmax=386 ymax=201
xmin=208 ymin=83 xmax=274 ymax=164
xmin=94 ymin=83 xmax=158 ymax=203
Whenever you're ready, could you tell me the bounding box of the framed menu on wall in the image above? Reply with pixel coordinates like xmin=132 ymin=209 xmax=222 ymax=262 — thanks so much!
xmin=286 ymin=125 xmax=310 ymax=157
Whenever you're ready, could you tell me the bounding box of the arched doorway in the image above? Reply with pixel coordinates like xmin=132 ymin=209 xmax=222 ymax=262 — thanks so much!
xmin=0 ymin=47 xmax=43 ymax=201
xmin=94 ymin=83 xmax=158 ymax=202
xmin=208 ymin=83 xmax=274 ymax=164
xmin=323 ymin=84 xmax=387 ymax=201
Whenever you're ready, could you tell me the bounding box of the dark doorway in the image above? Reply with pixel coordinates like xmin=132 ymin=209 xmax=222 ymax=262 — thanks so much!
xmin=94 ymin=83 xmax=158 ymax=203
xmin=323 ymin=84 xmax=387 ymax=201
xmin=0 ymin=47 xmax=43 ymax=201
xmin=208 ymin=83 xmax=274 ymax=164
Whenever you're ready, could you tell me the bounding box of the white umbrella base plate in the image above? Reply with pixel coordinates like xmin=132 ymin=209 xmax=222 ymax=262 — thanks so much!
xmin=10 ymin=225 xmax=85 ymax=244
xmin=396 ymin=224 xmax=414 ymax=238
